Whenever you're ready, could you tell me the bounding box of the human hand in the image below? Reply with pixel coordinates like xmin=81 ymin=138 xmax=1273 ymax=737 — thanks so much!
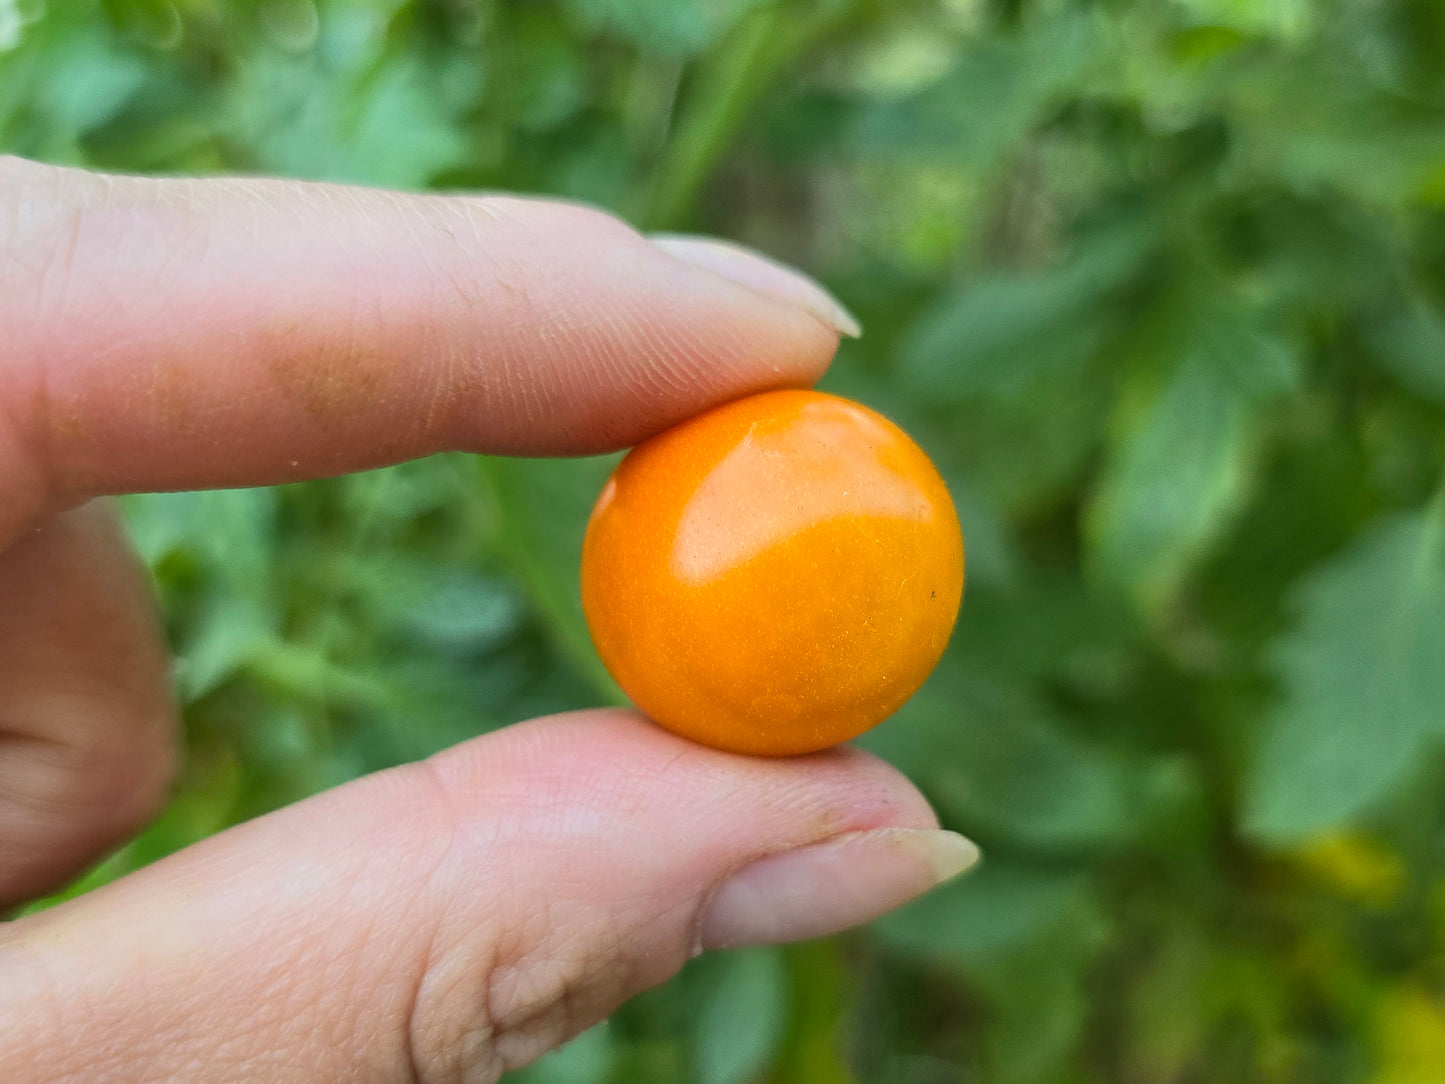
xmin=0 ymin=157 xmax=977 ymax=1083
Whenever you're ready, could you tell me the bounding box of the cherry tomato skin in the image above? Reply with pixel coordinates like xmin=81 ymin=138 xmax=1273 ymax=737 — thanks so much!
xmin=581 ymin=389 xmax=964 ymax=756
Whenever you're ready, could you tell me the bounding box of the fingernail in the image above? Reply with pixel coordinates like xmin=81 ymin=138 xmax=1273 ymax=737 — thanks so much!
xmin=698 ymin=828 xmax=979 ymax=951
xmin=651 ymin=234 xmax=862 ymax=338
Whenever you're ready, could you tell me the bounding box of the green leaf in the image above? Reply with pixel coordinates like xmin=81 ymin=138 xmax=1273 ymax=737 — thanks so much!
xmin=506 ymin=1022 xmax=613 ymax=1084
xmin=688 ymin=949 xmax=787 ymax=1084
xmin=1365 ymin=295 xmax=1445 ymax=404
xmin=902 ymin=217 xmax=1153 ymax=402
xmin=482 ymin=455 xmax=625 ymax=703
xmin=1087 ymin=319 xmax=1295 ymax=612
xmin=850 ymin=10 xmax=1099 ymax=166
xmin=1230 ymin=61 xmax=1445 ymax=207
xmin=1173 ymin=0 xmax=1313 ymax=40
xmin=1244 ymin=503 xmax=1445 ymax=843
xmin=875 ymin=861 xmax=1094 ymax=965
xmin=865 ymin=661 xmax=1142 ymax=853
xmin=973 ymin=922 xmax=1104 ymax=1084
xmin=176 ymin=594 xmax=275 ymax=701
xmin=225 ymin=11 xmax=473 ymax=187
xmin=560 ymin=0 xmax=770 ymax=58
xmin=947 ymin=477 xmax=1019 ymax=589
xmin=0 ymin=21 xmax=147 ymax=158
xmin=877 ymin=862 xmax=1106 ymax=1084
xmin=123 ymin=488 xmax=279 ymax=592
xmin=896 ymin=218 xmax=1155 ymax=513
xmin=324 ymin=557 xmax=524 ymax=655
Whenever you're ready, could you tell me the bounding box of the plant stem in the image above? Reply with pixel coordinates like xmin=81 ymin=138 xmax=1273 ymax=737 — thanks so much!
xmin=475 ymin=457 xmax=626 ymax=705
xmin=769 ymin=940 xmax=860 ymax=1084
xmin=644 ymin=1 xmax=853 ymax=231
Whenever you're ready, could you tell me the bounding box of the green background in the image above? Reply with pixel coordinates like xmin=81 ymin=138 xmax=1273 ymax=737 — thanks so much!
xmin=6 ymin=0 xmax=1445 ymax=1080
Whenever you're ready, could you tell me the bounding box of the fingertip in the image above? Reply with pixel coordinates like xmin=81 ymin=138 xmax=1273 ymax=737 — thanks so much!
xmin=650 ymin=234 xmax=862 ymax=340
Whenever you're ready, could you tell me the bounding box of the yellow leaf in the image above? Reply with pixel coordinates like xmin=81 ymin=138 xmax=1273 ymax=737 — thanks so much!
xmin=1371 ymin=987 xmax=1445 ymax=1084
xmin=1292 ymin=832 xmax=1406 ymax=908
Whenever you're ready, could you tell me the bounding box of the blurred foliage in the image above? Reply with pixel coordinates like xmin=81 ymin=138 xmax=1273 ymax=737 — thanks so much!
xmin=6 ymin=0 xmax=1445 ymax=1080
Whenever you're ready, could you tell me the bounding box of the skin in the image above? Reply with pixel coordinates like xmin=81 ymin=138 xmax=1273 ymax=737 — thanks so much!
xmin=0 ymin=157 xmax=976 ymax=1083
xmin=582 ymin=390 xmax=965 ymax=756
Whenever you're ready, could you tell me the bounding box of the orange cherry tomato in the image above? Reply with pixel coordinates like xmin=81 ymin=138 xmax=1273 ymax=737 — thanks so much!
xmin=581 ymin=389 xmax=965 ymax=756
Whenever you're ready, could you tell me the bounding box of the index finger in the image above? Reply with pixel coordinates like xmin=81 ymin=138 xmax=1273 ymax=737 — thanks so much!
xmin=0 ymin=158 xmax=849 ymax=543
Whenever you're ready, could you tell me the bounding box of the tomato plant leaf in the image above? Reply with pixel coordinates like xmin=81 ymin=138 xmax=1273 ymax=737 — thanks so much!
xmin=688 ymin=949 xmax=787 ymax=1084
xmin=1244 ymin=503 xmax=1445 ymax=843
xmin=1087 ymin=317 xmax=1296 ymax=613
xmin=1365 ymin=295 xmax=1445 ymax=404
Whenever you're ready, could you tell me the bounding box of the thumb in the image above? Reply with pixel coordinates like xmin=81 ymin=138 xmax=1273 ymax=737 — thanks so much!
xmin=0 ymin=711 xmax=976 ymax=1084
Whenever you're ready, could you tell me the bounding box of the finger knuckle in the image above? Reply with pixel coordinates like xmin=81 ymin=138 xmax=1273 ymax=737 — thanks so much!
xmin=0 ymin=158 xmax=117 ymax=517
xmin=407 ymin=911 xmax=623 ymax=1084
xmin=400 ymin=759 xmax=626 ymax=1084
